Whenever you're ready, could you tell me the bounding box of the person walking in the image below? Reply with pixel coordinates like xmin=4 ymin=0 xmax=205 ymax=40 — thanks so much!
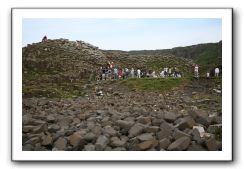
xmin=131 ymin=68 xmax=135 ymax=78
xmin=137 ymin=69 xmax=141 ymax=78
xmin=215 ymin=67 xmax=220 ymax=77
xmin=114 ymin=67 xmax=118 ymax=80
xmin=194 ymin=64 xmax=199 ymax=78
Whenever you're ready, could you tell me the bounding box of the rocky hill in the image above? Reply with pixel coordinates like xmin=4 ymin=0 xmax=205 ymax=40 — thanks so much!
xmin=23 ymin=39 xmax=108 ymax=83
xmin=22 ymin=39 xmax=222 ymax=151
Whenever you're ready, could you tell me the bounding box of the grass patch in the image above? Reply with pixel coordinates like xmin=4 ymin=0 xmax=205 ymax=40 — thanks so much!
xmin=117 ymin=78 xmax=186 ymax=92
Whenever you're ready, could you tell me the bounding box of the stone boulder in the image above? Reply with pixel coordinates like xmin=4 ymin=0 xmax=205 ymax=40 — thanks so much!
xmin=167 ymin=136 xmax=191 ymax=151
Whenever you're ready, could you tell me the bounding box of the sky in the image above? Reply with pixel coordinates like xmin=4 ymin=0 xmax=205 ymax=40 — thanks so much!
xmin=22 ymin=18 xmax=222 ymax=51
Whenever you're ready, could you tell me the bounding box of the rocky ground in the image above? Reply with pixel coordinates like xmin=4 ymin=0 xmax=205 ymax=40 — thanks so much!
xmin=22 ymin=78 xmax=222 ymax=151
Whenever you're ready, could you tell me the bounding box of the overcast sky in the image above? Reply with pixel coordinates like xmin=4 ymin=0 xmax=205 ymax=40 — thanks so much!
xmin=22 ymin=18 xmax=221 ymax=51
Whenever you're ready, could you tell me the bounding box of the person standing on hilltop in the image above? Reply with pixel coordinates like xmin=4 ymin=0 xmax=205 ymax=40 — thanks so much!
xmin=42 ymin=35 xmax=47 ymax=42
xmin=215 ymin=67 xmax=220 ymax=77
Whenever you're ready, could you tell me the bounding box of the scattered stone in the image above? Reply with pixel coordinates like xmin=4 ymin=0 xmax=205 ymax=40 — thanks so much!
xmin=207 ymin=124 xmax=222 ymax=134
xmin=92 ymin=125 xmax=102 ymax=136
xmin=151 ymin=118 xmax=164 ymax=126
xmin=117 ymin=120 xmax=134 ymax=130
xmin=103 ymin=126 xmax=117 ymax=136
xmin=193 ymin=126 xmax=205 ymax=137
xmin=157 ymin=128 xmax=172 ymax=140
xmin=187 ymin=144 xmax=207 ymax=151
xmin=136 ymin=140 xmax=158 ymax=150
xmin=112 ymin=147 xmax=126 ymax=151
xmin=78 ymin=113 xmax=87 ymax=120
xmin=41 ymin=133 xmax=53 ymax=145
xmin=84 ymin=144 xmax=95 ymax=151
xmin=48 ymin=124 xmax=60 ymax=133
xmin=192 ymin=128 xmax=203 ymax=144
xmin=189 ymin=109 xmax=211 ymax=127
xmin=173 ymin=129 xmax=191 ymax=140
xmin=177 ymin=116 xmax=195 ymax=130
xmin=164 ymin=112 xmax=177 ymax=123
xmin=23 ymin=125 xmax=36 ymax=133
xmin=23 ymin=144 xmax=34 ymax=151
xmin=137 ymin=116 xmax=151 ymax=124
xmin=32 ymin=124 xmax=48 ymax=134
xmin=167 ymin=136 xmax=191 ymax=151
xmin=54 ymin=137 xmax=67 ymax=150
xmin=159 ymin=138 xmax=171 ymax=149
xmin=46 ymin=115 xmax=56 ymax=123
xmin=25 ymin=137 xmax=40 ymax=145
xmin=69 ymin=131 xmax=85 ymax=148
xmin=58 ymin=117 xmax=73 ymax=128
xmin=206 ymin=138 xmax=219 ymax=151
xmin=128 ymin=123 xmax=145 ymax=138
xmin=137 ymin=133 xmax=154 ymax=141
xmin=83 ymin=133 xmax=95 ymax=143
xmin=95 ymin=135 xmax=109 ymax=151
xmin=145 ymin=126 xmax=159 ymax=133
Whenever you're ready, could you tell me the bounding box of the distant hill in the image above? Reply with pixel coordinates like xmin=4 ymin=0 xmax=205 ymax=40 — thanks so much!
xmin=126 ymin=41 xmax=222 ymax=75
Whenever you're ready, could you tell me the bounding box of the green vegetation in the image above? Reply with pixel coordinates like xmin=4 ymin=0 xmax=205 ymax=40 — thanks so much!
xmin=117 ymin=78 xmax=186 ymax=92
xmin=128 ymin=41 xmax=222 ymax=76
xmin=23 ymin=82 xmax=87 ymax=98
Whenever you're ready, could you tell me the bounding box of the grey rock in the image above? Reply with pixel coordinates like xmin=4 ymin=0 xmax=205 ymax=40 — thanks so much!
xmin=41 ymin=132 xmax=53 ymax=146
xmin=151 ymin=118 xmax=164 ymax=126
xmin=25 ymin=137 xmax=40 ymax=145
xmin=173 ymin=129 xmax=191 ymax=140
xmin=177 ymin=116 xmax=195 ymax=130
xmin=207 ymin=124 xmax=222 ymax=134
xmin=145 ymin=126 xmax=160 ymax=133
xmin=128 ymin=123 xmax=145 ymax=138
xmin=159 ymin=138 xmax=171 ymax=149
xmin=23 ymin=125 xmax=36 ymax=133
xmin=57 ymin=116 xmax=73 ymax=127
xmin=167 ymin=136 xmax=191 ymax=151
xmin=137 ymin=133 xmax=154 ymax=141
xmin=206 ymin=138 xmax=219 ymax=151
xmin=32 ymin=123 xmax=48 ymax=134
xmin=187 ymin=144 xmax=207 ymax=151
xmin=95 ymin=135 xmax=109 ymax=151
xmin=164 ymin=112 xmax=177 ymax=123
xmin=192 ymin=128 xmax=203 ymax=144
xmin=69 ymin=131 xmax=85 ymax=148
xmin=137 ymin=116 xmax=151 ymax=124
xmin=103 ymin=126 xmax=117 ymax=136
xmin=189 ymin=109 xmax=211 ymax=127
xmin=110 ymin=139 xmax=126 ymax=148
xmin=117 ymin=120 xmax=134 ymax=130
xmin=84 ymin=144 xmax=95 ymax=151
xmin=157 ymin=128 xmax=172 ymax=140
xmin=112 ymin=147 xmax=126 ymax=151
xmin=54 ymin=137 xmax=67 ymax=150
xmin=136 ymin=139 xmax=158 ymax=150
xmin=46 ymin=115 xmax=56 ymax=123
xmin=84 ymin=133 xmax=96 ymax=142
xmin=48 ymin=124 xmax=60 ymax=133
xmin=92 ymin=125 xmax=102 ymax=136
xmin=23 ymin=144 xmax=34 ymax=151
